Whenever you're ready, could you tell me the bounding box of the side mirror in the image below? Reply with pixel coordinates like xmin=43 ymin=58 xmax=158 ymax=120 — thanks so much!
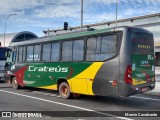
xmin=5 ymin=62 xmax=12 ymax=68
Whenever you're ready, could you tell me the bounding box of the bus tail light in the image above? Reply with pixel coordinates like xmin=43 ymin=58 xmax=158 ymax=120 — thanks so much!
xmin=145 ymin=72 xmax=153 ymax=83
xmin=124 ymin=65 xmax=132 ymax=85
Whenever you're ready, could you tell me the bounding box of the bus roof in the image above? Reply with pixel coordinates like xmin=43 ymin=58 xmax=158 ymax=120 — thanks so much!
xmin=9 ymin=26 xmax=152 ymax=47
xmin=9 ymin=28 xmax=111 ymax=46
xmin=50 ymin=28 xmax=111 ymax=41
xmin=0 ymin=46 xmax=11 ymax=50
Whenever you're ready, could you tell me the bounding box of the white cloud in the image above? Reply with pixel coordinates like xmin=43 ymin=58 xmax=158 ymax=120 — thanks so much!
xmin=87 ymin=0 xmax=116 ymax=4
xmin=84 ymin=12 xmax=116 ymax=24
xmin=0 ymin=0 xmax=160 ymax=21
xmin=34 ymin=5 xmax=80 ymax=18
xmin=0 ymin=0 xmax=160 ymax=36
xmin=0 ymin=0 xmax=44 ymax=15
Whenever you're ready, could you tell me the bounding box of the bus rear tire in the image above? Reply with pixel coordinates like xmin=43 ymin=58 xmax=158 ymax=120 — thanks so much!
xmin=59 ymin=82 xmax=72 ymax=99
xmin=12 ymin=77 xmax=20 ymax=89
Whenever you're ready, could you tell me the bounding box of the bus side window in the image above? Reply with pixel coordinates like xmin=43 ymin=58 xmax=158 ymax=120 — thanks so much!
xmin=61 ymin=39 xmax=84 ymax=62
xmin=23 ymin=47 xmax=26 ymax=62
xmin=42 ymin=43 xmax=51 ymax=62
xmin=26 ymin=46 xmax=34 ymax=62
xmin=18 ymin=47 xmax=23 ymax=63
xmin=51 ymin=43 xmax=60 ymax=62
xmin=86 ymin=34 xmax=117 ymax=61
xmin=73 ymin=40 xmax=84 ymax=61
xmin=12 ymin=51 xmax=17 ymax=64
xmin=62 ymin=41 xmax=73 ymax=61
xmin=34 ymin=45 xmax=40 ymax=62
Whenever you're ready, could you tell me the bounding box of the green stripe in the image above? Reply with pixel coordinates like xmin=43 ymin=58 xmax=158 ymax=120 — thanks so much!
xmin=49 ymin=28 xmax=111 ymax=41
xmin=24 ymin=62 xmax=93 ymax=87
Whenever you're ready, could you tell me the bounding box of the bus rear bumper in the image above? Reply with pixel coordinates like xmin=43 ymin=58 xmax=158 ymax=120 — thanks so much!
xmin=119 ymin=82 xmax=155 ymax=97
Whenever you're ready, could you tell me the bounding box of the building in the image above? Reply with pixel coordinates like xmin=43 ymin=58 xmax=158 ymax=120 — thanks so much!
xmin=0 ymin=31 xmax=38 ymax=47
xmin=43 ymin=13 xmax=160 ymax=46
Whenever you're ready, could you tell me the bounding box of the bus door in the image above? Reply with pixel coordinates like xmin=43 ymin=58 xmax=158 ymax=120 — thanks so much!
xmin=5 ymin=50 xmax=16 ymax=81
xmin=70 ymin=63 xmax=91 ymax=95
xmin=70 ymin=78 xmax=88 ymax=95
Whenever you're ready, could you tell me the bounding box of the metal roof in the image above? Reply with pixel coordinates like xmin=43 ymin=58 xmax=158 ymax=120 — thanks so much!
xmin=43 ymin=13 xmax=160 ymax=34
xmin=0 ymin=31 xmax=38 ymax=46
xmin=10 ymin=26 xmax=152 ymax=47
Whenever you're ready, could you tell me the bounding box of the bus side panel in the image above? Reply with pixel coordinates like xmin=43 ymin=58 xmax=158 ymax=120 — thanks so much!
xmin=92 ymin=29 xmax=122 ymax=97
xmin=118 ymin=29 xmax=131 ymax=97
xmin=92 ymin=59 xmax=119 ymax=96
xmin=13 ymin=64 xmax=27 ymax=86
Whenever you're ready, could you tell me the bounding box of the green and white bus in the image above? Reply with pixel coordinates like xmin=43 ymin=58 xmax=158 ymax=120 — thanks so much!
xmin=5 ymin=26 xmax=155 ymax=98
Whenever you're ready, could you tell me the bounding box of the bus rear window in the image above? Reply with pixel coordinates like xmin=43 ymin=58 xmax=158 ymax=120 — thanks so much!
xmin=131 ymin=32 xmax=154 ymax=54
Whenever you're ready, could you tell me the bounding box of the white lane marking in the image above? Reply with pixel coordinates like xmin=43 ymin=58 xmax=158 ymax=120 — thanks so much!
xmin=0 ymin=90 xmax=132 ymax=120
xmin=32 ymin=91 xmax=58 ymax=97
xmin=43 ymin=93 xmax=53 ymax=96
xmin=32 ymin=91 xmax=58 ymax=96
xmin=131 ymin=96 xmax=160 ymax=102
xmin=50 ymin=94 xmax=57 ymax=97
xmin=32 ymin=91 xmax=39 ymax=93
xmin=56 ymin=95 xmax=61 ymax=98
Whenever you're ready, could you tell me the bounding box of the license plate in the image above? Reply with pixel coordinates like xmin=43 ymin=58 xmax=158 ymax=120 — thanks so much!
xmin=142 ymin=87 xmax=148 ymax=92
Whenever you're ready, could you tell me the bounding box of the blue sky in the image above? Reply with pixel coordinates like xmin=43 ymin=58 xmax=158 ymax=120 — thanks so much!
xmin=0 ymin=0 xmax=160 ymax=37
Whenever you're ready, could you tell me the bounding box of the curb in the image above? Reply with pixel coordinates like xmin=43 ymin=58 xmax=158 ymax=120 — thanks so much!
xmin=145 ymin=91 xmax=160 ymax=96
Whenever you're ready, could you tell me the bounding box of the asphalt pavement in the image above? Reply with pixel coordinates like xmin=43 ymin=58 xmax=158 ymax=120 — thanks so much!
xmin=0 ymin=82 xmax=160 ymax=120
xmin=145 ymin=81 xmax=160 ymax=96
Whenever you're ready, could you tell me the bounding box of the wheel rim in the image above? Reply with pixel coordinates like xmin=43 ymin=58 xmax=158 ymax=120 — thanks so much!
xmin=61 ymin=86 xmax=68 ymax=96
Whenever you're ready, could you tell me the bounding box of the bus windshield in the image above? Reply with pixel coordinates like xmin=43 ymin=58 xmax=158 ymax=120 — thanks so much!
xmin=0 ymin=49 xmax=8 ymax=60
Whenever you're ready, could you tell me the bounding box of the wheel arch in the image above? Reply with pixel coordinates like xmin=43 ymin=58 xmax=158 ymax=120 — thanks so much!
xmin=10 ymin=75 xmax=16 ymax=84
xmin=57 ymin=78 xmax=72 ymax=91
xmin=57 ymin=78 xmax=73 ymax=99
xmin=57 ymin=78 xmax=68 ymax=89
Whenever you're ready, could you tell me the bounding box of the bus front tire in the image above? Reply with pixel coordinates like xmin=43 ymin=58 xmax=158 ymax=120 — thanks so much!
xmin=12 ymin=77 xmax=20 ymax=89
xmin=59 ymin=82 xmax=72 ymax=99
